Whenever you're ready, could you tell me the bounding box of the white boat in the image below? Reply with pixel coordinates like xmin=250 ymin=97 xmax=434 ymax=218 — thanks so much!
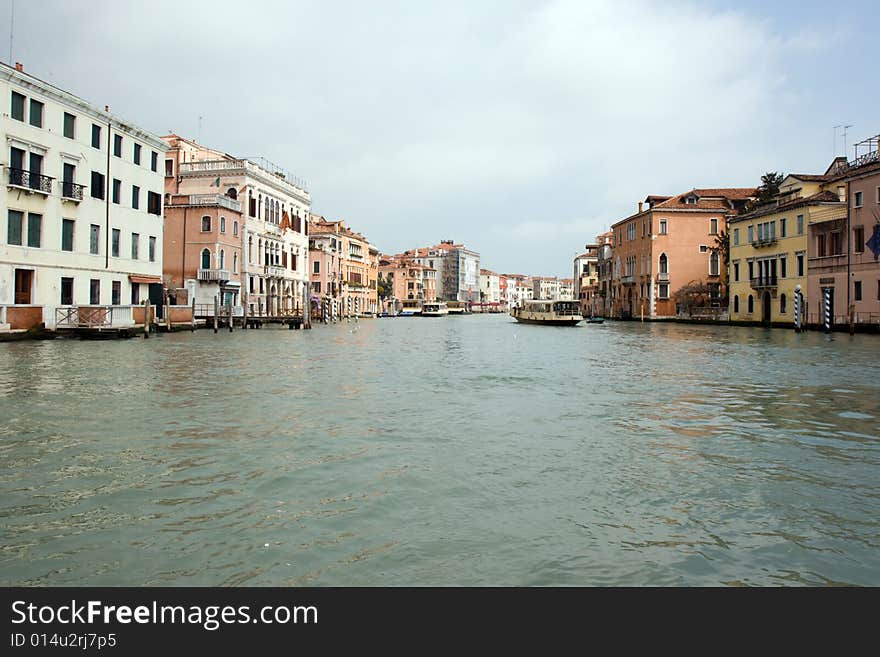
xmin=510 ymin=300 xmax=583 ymax=326
xmin=421 ymin=301 xmax=449 ymax=317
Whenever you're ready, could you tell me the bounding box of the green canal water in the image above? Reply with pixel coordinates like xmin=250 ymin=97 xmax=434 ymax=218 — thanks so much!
xmin=1 ymin=315 xmax=878 ymax=586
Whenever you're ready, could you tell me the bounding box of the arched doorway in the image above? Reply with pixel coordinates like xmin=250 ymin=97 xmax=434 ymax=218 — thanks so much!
xmin=761 ymin=291 xmax=771 ymax=324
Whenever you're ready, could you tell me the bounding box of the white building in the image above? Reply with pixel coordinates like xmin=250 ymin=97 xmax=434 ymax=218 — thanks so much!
xmin=1 ymin=62 xmax=167 ymax=330
xmin=532 ymin=276 xmax=560 ymax=300
xmin=558 ymin=278 xmax=574 ymax=301
xmin=163 ymin=135 xmax=310 ymax=316
xmin=503 ymin=274 xmax=533 ymax=308
xmin=479 ymin=268 xmax=501 ymax=303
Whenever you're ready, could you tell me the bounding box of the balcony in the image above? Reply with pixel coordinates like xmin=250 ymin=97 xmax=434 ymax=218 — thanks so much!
xmin=7 ymin=167 xmax=52 ymax=195
xmin=620 ymin=275 xmax=636 ymax=285
xmin=61 ymin=181 xmax=85 ymax=202
xmin=808 ymin=254 xmax=846 ymax=270
xmin=198 ymin=268 xmax=231 ymax=282
xmin=187 ymin=194 xmax=241 ymax=212
xmin=265 ymin=265 xmax=286 ymax=277
xmin=750 ymin=236 xmax=778 ymax=248
xmin=657 ymin=272 xmax=669 ymax=282
xmin=750 ymin=275 xmax=778 ymax=289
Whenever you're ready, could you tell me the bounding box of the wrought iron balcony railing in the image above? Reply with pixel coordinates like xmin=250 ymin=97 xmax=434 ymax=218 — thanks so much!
xmin=7 ymin=167 xmax=53 ymax=194
xmin=750 ymin=275 xmax=778 ymax=288
xmin=61 ymin=181 xmax=85 ymax=201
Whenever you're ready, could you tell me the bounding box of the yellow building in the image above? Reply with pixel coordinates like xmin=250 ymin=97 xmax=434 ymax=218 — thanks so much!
xmin=728 ymin=163 xmax=846 ymax=325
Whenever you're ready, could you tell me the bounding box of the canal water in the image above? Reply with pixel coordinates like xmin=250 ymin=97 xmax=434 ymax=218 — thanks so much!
xmin=1 ymin=316 xmax=878 ymax=586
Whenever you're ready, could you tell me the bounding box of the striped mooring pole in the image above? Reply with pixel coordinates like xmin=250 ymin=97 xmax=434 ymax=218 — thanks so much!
xmin=794 ymin=284 xmax=801 ymax=333
xmin=823 ymin=287 xmax=831 ymax=334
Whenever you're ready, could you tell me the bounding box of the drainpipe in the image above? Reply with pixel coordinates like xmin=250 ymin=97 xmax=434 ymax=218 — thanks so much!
xmin=845 ymin=179 xmax=851 ymax=327
xmin=182 ymin=206 xmax=187 ymax=293
xmin=105 ymin=114 xmax=111 ymax=270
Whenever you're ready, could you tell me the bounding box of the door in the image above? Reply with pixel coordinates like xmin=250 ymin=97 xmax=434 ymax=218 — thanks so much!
xmin=29 ymin=152 xmax=43 ymax=190
xmin=63 ymin=162 xmax=75 ymax=197
xmin=14 ymin=269 xmax=32 ymax=304
xmin=149 ymin=283 xmax=164 ymax=319
xmin=761 ymin=291 xmax=771 ymax=324
xmin=9 ymin=147 xmax=25 ymax=185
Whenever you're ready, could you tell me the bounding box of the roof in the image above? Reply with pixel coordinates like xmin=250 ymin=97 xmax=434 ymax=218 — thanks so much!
xmin=730 ymin=190 xmax=844 ymax=222
xmin=651 ymin=188 xmax=756 ymax=210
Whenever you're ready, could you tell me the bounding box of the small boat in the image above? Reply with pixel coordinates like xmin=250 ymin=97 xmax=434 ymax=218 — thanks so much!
xmin=510 ymin=300 xmax=583 ymax=326
xmin=421 ymin=301 xmax=449 ymax=317
xmin=587 ymin=316 xmax=605 ymax=324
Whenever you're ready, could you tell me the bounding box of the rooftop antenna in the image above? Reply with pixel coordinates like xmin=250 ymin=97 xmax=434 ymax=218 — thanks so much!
xmin=833 ymin=125 xmax=842 ymax=157
xmin=8 ymin=0 xmax=14 ymax=63
xmin=197 ymin=115 xmax=203 ymax=143
xmin=842 ymin=124 xmax=853 ymax=161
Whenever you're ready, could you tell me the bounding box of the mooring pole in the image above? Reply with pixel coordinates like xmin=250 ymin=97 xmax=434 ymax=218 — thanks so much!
xmin=823 ymin=287 xmax=831 ymax=334
xmin=143 ymin=298 xmax=150 ymax=339
xmin=228 ymin=299 xmax=233 ymax=332
xmin=213 ymin=295 xmax=219 ymax=334
xmin=794 ymin=284 xmax=801 ymax=333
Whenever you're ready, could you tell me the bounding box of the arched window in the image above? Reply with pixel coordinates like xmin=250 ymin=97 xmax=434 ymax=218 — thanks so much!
xmin=201 ymin=215 xmax=211 ymax=232
xmin=220 ymin=216 xmax=226 ymax=233
xmin=780 ymin=293 xmax=787 ymax=314
xmin=264 ymin=198 xmax=270 ymax=221
xmin=233 ymin=253 xmax=238 ymax=274
xmin=233 ymin=221 xmax=238 ymax=236
xmin=248 ymin=236 xmax=253 ymax=262
xmin=257 ymin=239 xmax=262 ymax=264
xmin=201 ymin=248 xmax=211 ymax=269
xmin=659 ymin=252 xmax=668 ymax=274
xmin=733 ymin=295 xmax=739 ymax=313
xmin=709 ymin=251 xmax=720 ymax=276
xmin=219 ymin=249 xmax=225 ymax=270
xmin=226 ymin=187 xmax=237 ymax=199
xmin=747 ymin=294 xmax=754 ymax=314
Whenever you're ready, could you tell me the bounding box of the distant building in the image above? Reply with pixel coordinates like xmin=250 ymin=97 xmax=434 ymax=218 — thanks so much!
xmin=558 ymin=278 xmax=574 ymax=301
xmin=309 ymin=215 xmax=377 ymax=317
xmin=1 ymin=61 xmax=167 ymax=330
xmin=532 ymin=276 xmax=560 ymax=300
xmin=574 ymin=245 xmax=600 ymax=316
xmin=596 ymin=231 xmax=614 ymax=317
xmin=379 ymin=254 xmax=437 ymax=313
xmin=503 ymin=274 xmax=533 ymax=308
xmin=479 ymin=268 xmax=501 ymax=303
xmin=409 ymin=240 xmax=480 ymax=302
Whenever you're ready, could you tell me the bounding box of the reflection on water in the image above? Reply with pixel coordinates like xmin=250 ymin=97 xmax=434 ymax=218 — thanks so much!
xmin=0 ymin=318 xmax=878 ymax=586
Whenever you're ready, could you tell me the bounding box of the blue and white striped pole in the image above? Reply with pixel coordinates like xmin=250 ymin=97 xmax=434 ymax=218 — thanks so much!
xmin=794 ymin=284 xmax=801 ymax=333
xmin=823 ymin=287 xmax=831 ymax=334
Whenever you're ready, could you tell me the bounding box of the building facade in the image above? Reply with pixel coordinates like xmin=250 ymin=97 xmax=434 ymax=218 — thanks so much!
xmin=163 ymin=135 xmax=310 ymax=318
xmin=309 ymin=216 xmax=377 ymax=318
xmin=610 ymin=189 xmax=753 ymax=318
xmin=409 ymin=240 xmax=480 ymax=302
xmin=479 ymin=268 xmax=501 ymax=303
xmin=1 ymin=62 xmax=167 ymax=330
xmin=532 ymin=276 xmax=560 ymax=300
xmin=558 ymin=278 xmax=574 ymax=301
xmin=729 ymin=166 xmax=845 ymax=325
xmin=574 ymin=245 xmax=600 ymax=316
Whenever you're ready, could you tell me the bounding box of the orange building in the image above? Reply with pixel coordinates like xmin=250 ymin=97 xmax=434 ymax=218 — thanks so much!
xmin=610 ymin=188 xmax=754 ymax=318
xmin=379 ymin=254 xmax=437 ymax=313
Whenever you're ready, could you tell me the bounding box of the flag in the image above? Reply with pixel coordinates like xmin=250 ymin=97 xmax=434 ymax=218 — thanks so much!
xmin=214 ymin=176 xmax=220 ymax=187
xmin=867 ymin=224 xmax=880 ymax=260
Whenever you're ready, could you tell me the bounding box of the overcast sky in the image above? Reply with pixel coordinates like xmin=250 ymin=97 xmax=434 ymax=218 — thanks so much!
xmin=4 ymin=0 xmax=877 ymax=276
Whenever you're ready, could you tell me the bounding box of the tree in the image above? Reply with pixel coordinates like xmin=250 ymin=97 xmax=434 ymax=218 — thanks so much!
xmin=377 ymin=273 xmax=392 ymax=299
xmin=673 ymin=280 xmax=713 ymax=316
xmin=740 ymin=171 xmax=785 ymax=214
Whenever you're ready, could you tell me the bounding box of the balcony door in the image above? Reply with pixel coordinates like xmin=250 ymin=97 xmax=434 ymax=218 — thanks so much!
xmin=9 ymin=147 xmax=25 ymax=185
xmin=14 ymin=269 xmax=33 ymax=304
xmin=761 ymin=291 xmax=771 ymax=324
xmin=29 ymin=152 xmax=43 ymax=190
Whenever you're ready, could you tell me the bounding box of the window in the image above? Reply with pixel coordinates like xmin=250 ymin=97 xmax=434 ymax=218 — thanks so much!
xmin=733 ymin=262 xmax=740 ymax=282
xmin=780 ymin=217 xmax=787 ymax=238
xmin=23 ymin=213 xmax=42 ymax=248
xmin=63 ymin=112 xmax=76 ymax=139
xmin=131 ymin=284 xmax=140 ymax=305
xmin=7 ymin=210 xmax=23 ymax=245
xmin=151 ymin=151 xmax=158 ymax=172
xmin=249 ymin=193 xmax=256 ymax=217
xmin=149 ymin=236 xmax=156 ymax=262
xmin=131 ymin=233 xmax=139 ymax=260
xmin=748 ymin=261 xmax=754 ymax=280
xmin=314 ymin=260 xmax=320 ymax=274
xmin=133 ymin=143 xmax=142 ymax=165
xmin=60 ymin=277 xmax=74 ymax=305
xmin=147 ymin=191 xmax=161 ymax=215
xmin=111 ymin=228 xmax=120 ymax=257
xmin=659 ymin=253 xmax=668 ymax=274
xmin=854 ymin=191 xmax=863 ymax=208
xmin=249 ymin=275 xmax=254 ymax=293
xmin=853 ymin=225 xmax=864 ymax=253
xmin=733 ymin=228 xmax=739 ymax=246
xmin=114 ymin=134 xmax=123 ymax=157
xmin=233 ymin=221 xmax=238 ymax=236
xmin=854 ymin=280 xmax=862 ymax=301
xmin=233 ymin=253 xmax=238 ymax=274
xmin=91 ymin=171 xmax=105 ymax=199
xmin=780 ymin=294 xmax=787 ymax=314
xmin=11 ymin=91 xmax=25 ymax=121
xmin=219 ymin=249 xmax=225 ymax=270
xmin=627 ymin=223 xmax=636 ymax=241
xmin=62 ymin=219 xmax=74 ymax=251
xmin=699 ymin=245 xmax=708 ymax=253
xmin=779 ymin=255 xmax=786 ymax=278
xmin=747 ymin=295 xmax=754 ymax=314
xmin=797 ymin=214 xmax=804 ymax=235
xmin=796 ymin=253 xmax=804 ymax=277
xmin=112 ymin=281 xmax=121 ymax=306
xmin=91 ymin=124 xmax=102 ymax=148
xmin=658 ymin=283 xmax=669 ymax=299
xmin=112 ymin=178 xmax=121 ymax=204
xmin=830 ymin=231 xmax=842 ymax=256
xmin=165 ymin=159 xmax=174 ymax=177
xmin=747 ymin=225 xmax=754 ymax=243
xmin=201 ymin=216 xmax=211 ymax=232
xmin=90 ymin=225 xmax=100 ymax=254
xmin=90 ymin=279 xmax=100 ymax=305
xmin=220 ymin=216 xmax=226 ymax=233
xmin=709 ymin=251 xmax=720 ymax=276
xmin=817 ymin=234 xmax=827 ymax=257
xmin=132 ymin=185 xmax=140 ymax=209
xmin=709 ymin=218 xmax=718 ymax=235
xmin=29 ymin=99 xmax=43 ymax=127
xmin=733 ymin=295 xmax=739 ymax=313
xmin=201 ymin=249 xmax=211 ymax=269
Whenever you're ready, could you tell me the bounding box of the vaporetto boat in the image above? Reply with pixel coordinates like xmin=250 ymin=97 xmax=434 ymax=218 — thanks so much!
xmin=510 ymin=300 xmax=583 ymax=326
xmin=421 ymin=301 xmax=449 ymax=317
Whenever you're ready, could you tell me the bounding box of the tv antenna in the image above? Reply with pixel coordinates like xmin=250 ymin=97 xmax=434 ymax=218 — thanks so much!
xmin=842 ymin=124 xmax=853 ymax=160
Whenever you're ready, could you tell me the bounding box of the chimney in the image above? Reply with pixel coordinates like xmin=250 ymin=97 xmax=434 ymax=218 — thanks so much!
xmin=104 ymin=105 xmax=110 ymax=113
xmin=14 ymin=62 xmax=23 ymax=72
xmin=638 ymin=201 xmax=643 ymax=213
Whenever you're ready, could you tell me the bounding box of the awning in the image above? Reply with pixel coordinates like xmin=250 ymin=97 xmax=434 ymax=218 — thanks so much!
xmin=129 ymin=275 xmax=162 ymax=284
